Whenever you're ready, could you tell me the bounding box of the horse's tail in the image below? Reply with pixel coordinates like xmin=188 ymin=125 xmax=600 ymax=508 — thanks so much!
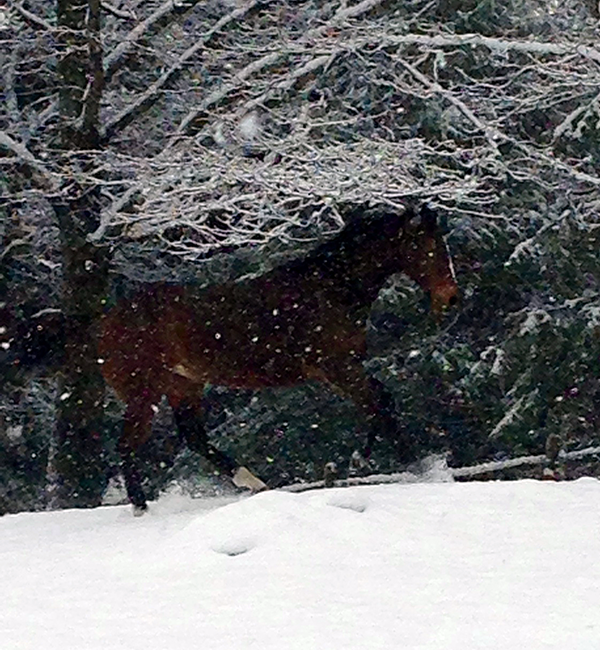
xmin=1 ymin=307 xmax=66 ymax=381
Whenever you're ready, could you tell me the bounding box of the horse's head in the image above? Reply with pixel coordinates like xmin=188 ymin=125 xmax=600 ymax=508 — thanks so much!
xmin=402 ymin=205 xmax=458 ymax=318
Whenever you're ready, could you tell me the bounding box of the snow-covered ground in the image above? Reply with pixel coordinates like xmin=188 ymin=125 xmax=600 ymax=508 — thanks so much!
xmin=3 ymin=477 xmax=600 ymax=649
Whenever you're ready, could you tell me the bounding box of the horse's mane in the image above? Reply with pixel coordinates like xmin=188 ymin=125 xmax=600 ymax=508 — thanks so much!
xmin=281 ymin=206 xmax=415 ymax=278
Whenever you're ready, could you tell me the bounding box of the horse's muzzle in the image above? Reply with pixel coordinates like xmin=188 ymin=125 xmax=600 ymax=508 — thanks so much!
xmin=430 ymin=282 xmax=459 ymax=318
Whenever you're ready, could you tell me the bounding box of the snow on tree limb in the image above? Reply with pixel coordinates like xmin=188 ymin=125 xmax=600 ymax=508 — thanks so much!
xmin=0 ymin=132 xmax=58 ymax=190
xmin=12 ymin=2 xmax=54 ymax=31
xmin=103 ymin=0 xmax=204 ymax=80
xmin=395 ymin=55 xmax=501 ymax=154
xmin=33 ymin=0 xmax=263 ymax=136
xmin=176 ymin=0 xmax=390 ymax=135
xmin=89 ymin=136 xmax=492 ymax=252
xmin=100 ymin=2 xmax=137 ymax=21
xmin=7 ymin=1 xmax=600 ymax=256
xmin=103 ymin=0 xmax=267 ymax=140
xmin=374 ymin=31 xmax=600 ymax=64
xmin=553 ymin=90 xmax=600 ymax=141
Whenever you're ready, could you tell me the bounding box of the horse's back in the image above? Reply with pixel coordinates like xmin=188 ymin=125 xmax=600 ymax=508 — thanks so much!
xmin=99 ymin=285 xmax=199 ymax=403
xmin=99 ymin=272 xmax=367 ymax=400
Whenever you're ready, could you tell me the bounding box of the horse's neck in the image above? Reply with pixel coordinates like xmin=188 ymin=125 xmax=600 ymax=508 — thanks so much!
xmin=296 ymin=236 xmax=405 ymax=315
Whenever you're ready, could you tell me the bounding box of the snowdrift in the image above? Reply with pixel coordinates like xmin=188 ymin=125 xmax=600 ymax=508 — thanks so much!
xmin=2 ymin=479 xmax=600 ymax=649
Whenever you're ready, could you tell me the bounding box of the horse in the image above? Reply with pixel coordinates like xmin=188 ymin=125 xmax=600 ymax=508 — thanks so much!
xmin=99 ymin=204 xmax=458 ymax=513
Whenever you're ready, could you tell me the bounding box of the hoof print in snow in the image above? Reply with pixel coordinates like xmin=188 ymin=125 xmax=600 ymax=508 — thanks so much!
xmin=212 ymin=539 xmax=255 ymax=557
xmin=327 ymin=497 xmax=368 ymax=513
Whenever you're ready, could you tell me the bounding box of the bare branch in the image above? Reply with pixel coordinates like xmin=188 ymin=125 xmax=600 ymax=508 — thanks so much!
xmin=553 ymin=90 xmax=600 ymax=141
xmin=176 ymin=0 xmax=390 ymax=135
xmin=103 ymin=0 xmax=204 ymax=80
xmin=0 ymin=132 xmax=58 ymax=190
xmin=395 ymin=55 xmax=502 ymax=153
xmin=90 ymin=136 xmax=494 ymax=252
xmin=103 ymin=0 xmax=266 ymax=140
xmin=376 ymin=31 xmax=600 ymax=65
xmin=12 ymin=2 xmax=54 ymax=31
xmin=34 ymin=0 xmax=214 ymax=132
xmin=101 ymin=1 xmax=137 ymax=21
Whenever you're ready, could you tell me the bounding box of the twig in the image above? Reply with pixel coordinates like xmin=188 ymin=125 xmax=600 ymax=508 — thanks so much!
xmin=103 ymin=0 xmax=268 ymax=140
xmin=34 ymin=0 xmax=208 ymax=131
xmin=104 ymin=0 xmax=203 ymax=80
xmin=377 ymin=32 xmax=600 ymax=65
xmin=396 ymin=55 xmax=502 ymax=153
xmin=278 ymin=445 xmax=600 ymax=492
xmin=0 ymin=131 xmax=58 ymax=190
xmin=553 ymin=90 xmax=600 ymax=141
xmin=13 ymin=2 xmax=54 ymax=30
xmin=101 ymin=1 xmax=136 ymax=20
xmin=176 ymin=0 xmax=390 ymax=135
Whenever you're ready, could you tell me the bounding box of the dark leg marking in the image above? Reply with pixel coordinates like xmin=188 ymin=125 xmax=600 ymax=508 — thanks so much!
xmin=119 ymin=446 xmax=148 ymax=514
xmin=173 ymin=400 xmax=238 ymax=476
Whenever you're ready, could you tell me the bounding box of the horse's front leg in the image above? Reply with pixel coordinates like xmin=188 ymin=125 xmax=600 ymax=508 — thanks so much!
xmin=319 ymin=359 xmax=398 ymax=477
xmin=361 ymin=376 xmax=401 ymax=460
xmin=172 ymin=399 xmax=268 ymax=492
xmin=118 ymin=398 xmax=156 ymax=515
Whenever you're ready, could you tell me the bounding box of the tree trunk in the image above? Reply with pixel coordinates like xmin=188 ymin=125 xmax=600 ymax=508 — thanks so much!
xmin=52 ymin=0 xmax=110 ymax=508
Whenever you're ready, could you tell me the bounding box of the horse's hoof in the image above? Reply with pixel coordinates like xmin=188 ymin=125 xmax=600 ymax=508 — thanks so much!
xmin=349 ymin=450 xmax=371 ymax=476
xmin=232 ymin=466 xmax=268 ymax=492
xmin=132 ymin=504 xmax=148 ymax=517
xmin=324 ymin=462 xmax=338 ymax=488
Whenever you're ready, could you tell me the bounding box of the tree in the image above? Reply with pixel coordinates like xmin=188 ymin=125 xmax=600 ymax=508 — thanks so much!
xmin=2 ymin=0 xmax=600 ymax=511
xmin=48 ymin=0 xmax=110 ymax=506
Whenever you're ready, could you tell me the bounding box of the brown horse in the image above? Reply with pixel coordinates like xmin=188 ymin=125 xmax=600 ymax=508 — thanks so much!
xmin=99 ymin=205 xmax=458 ymax=512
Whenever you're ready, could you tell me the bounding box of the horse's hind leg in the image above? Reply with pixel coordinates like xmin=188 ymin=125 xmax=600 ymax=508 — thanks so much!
xmin=118 ymin=397 xmax=156 ymax=514
xmin=173 ymin=399 xmax=236 ymax=473
xmin=319 ymin=360 xmax=398 ymax=472
xmin=357 ymin=377 xmax=399 ymax=457
xmin=173 ymin=399 xmax=267 ymax=492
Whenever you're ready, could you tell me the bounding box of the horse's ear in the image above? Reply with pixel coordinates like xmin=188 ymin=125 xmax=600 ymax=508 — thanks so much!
xmin=404 ymin=206 xmax=420 ymax=227
xmin=420 ymin=204 xmax=438 ymax=233
xmin=439 ymin=213 xmax=449 ymax=234
xmin=376 ymin=211 xmax=406 ymax=238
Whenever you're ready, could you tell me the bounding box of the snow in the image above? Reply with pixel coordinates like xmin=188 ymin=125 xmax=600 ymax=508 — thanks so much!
xmin=3 ymin=479 xmax=600 ymax=649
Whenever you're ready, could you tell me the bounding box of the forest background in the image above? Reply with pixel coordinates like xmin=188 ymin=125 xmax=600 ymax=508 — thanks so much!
xmin=2 ymin=0 xmax=600 ymax=513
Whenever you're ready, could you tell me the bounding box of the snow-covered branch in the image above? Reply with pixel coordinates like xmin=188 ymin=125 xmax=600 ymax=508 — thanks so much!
xmin=0 ymin=132 xmax=58 ymax=190
xmin=88 ymin=135 xmax=497 ymax=254
xmin=12 ymin=2 xmax=53 ymax=30
xmin=373 ymin=31 xmax=600 ymax=64
xmin=103 ymin=0 xmax=204 ymax=80
xmin=176 ymin=0 xmax=390 ymax=135
xmin=103 ymin=0 xmax=268 ymax=140
xmin=6 ymin=0 xmax=600 ymax=255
